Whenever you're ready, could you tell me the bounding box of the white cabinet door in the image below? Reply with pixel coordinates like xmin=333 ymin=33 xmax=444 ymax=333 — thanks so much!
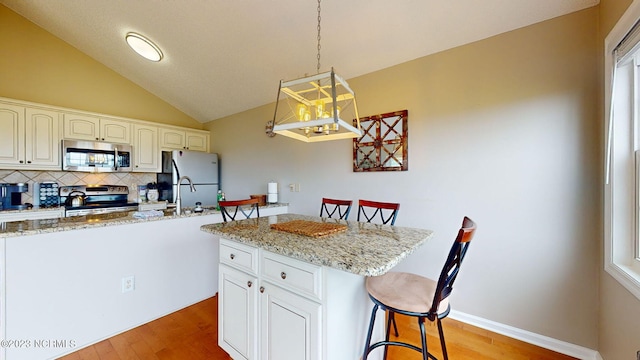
xmin=260 ymin=283 xmax=322 ymax=360
xmin=0 ymin=103 xmax=25 ymax=165
xmin=132 ymin=124 xmax=159 ymax=172
xmin=185 ymin=130 xmax=209 ymax=152
xmin=64 ymin=114 xmax=130 ymax=144
xmin=160 ymin=127 xmax=209 ymax=152
xmin=219 ymin=264 xmax=259 ymax=360
xmin=0 ymin=103 xmax=61 ymax=170
xmin=159 ymin=127 xmax=185 ymax=150
xmin=25 ymin=108 xmax=61 ymax=168
xmin=63 ymin=113 xmax=99 ymax=141
xmin=100 ymin=118 xmax=131 ymax=144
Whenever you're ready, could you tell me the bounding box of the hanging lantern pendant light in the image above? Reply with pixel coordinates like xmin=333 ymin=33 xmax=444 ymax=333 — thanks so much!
xmin=267 ymin=0 xmax=362 ymax=142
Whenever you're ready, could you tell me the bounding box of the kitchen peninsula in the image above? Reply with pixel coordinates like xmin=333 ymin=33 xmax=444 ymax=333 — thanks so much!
xmin=201 ymin=214 xmax=433 ymax=360
xmin=0 ymin=204 xmax=287 ymax=360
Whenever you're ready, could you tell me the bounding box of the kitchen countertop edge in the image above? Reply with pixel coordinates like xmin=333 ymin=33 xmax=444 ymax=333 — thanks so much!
xmin=200 ymin=214 xmax=433 ymax=277
xmin=0 ymin=204 xmax=289 ymax=238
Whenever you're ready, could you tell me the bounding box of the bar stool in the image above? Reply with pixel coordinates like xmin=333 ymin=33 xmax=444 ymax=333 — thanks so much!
xmin=219 ymin=198 xmax=260 ymax=222
xmin=362 ymin=216 xmax=477 ymax=360
xmin=357 ymin=199 xmax=400 ymax=225
xmin=320 ymin=197 xmax=353 ymax=220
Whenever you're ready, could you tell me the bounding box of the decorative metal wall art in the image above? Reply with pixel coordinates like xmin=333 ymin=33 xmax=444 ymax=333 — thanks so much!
xmin=353 ymin=110 xmax=408 ymax=172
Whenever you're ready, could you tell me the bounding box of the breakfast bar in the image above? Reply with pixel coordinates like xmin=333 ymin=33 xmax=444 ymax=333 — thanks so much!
xmin=200 ymin=213 xmax=433 ymax=360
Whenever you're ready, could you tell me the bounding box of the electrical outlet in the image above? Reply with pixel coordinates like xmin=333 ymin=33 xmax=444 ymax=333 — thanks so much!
xmin=289 ymin=183 xmax=295 ymax=192
xmin=296 ymin=183 xmax=301 ymax=192
xmin=122 ymin=276 xmax=135 ymax=293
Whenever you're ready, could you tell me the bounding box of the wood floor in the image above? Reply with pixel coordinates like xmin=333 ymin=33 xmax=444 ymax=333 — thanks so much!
xmin=58 ymin=296 xmax=577 ymax=360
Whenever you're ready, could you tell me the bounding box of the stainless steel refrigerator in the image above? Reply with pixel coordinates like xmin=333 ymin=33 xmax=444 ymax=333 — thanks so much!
xmin=157 ymin=150 xmax=219 ymax=208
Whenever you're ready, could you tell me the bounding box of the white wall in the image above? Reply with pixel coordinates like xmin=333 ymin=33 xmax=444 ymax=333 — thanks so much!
xmin=207 ymin=8 xmax=600 ymax=352
xmin=2 ymin=215 xmax=220 ymax=360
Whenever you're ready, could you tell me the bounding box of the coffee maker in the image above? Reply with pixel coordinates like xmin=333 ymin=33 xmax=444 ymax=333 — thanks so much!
xmin=0 ymin=183 xmax=29 ymax=210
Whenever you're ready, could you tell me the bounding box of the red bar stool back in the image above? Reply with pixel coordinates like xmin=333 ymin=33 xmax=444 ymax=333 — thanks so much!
xmin=320 ymin=197 xmax=353 ymax=220
xmin=219 ymin=198 xmax=260 ymax=222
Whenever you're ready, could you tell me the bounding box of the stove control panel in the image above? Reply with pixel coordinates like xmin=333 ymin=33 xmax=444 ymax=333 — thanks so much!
xmin=59 ymin=185 xmax=130 ymax=196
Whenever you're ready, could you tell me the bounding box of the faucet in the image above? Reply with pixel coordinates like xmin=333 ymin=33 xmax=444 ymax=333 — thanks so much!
xmin=175 ymin=176 xmax=196 ymax=216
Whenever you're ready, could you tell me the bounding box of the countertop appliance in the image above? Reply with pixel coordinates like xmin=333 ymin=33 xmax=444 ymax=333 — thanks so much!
xmin=33 ymin=182 xmax=60 ymax=208
xmin=62 ymin=140 xmax=132 ymax=172
xmin=157 ymin=150 xmax=219 ymax=208
xmin=0 ymin=183 xmax=29 ymax=210
xmin=59 ymin=185 xmax=138 ymax=217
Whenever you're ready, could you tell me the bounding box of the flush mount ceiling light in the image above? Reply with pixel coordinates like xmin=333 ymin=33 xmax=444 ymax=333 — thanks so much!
xmin=266 ymin=0 xmax=361 ymax=143
xmin=125 ymin=32 xmax=163 ymax=62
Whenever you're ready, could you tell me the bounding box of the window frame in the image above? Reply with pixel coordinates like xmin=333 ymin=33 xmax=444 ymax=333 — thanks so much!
xmin=605 ymin=0 xmax=640 ymax=301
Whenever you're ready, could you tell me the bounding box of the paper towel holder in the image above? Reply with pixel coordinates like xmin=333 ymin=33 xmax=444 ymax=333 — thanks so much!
xmin=267 ymin=181 xmax=278 ymax=204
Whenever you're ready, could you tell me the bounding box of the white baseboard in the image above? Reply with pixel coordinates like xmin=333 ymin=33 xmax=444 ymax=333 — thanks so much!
xmin=449 ymin=310 xmax=601 ymax=360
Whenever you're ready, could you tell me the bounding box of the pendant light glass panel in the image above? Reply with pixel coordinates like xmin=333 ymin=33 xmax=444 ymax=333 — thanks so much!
xmin=271 ymin=68 xmax=361 ymax=142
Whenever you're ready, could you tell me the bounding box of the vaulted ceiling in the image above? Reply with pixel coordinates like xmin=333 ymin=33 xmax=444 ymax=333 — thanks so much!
xmin=1 ymin=0 xmax=599 ymax=122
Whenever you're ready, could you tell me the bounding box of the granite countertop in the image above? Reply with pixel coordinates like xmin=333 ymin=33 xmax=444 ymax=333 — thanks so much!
xmin=0 ymin=204 xmax=287 ymax=238
xmin=200 ymin=213 xmax=434 ymax=277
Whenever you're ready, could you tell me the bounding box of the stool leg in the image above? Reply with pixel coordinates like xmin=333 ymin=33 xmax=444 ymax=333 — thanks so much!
xmin=390 ymin=311 xmax=399 ymax=337
xmin=362 ymin=304 xmax=379 ymax=360
xmin=383 ymin=309 xmax=394 ymax=360
xmin=418 ymin=317 xmax=429 ymax=360
xmin=437 ymin=317 xmax=448 ymax=360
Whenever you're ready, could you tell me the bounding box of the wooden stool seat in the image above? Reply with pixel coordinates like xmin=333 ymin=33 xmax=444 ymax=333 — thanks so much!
xmin=366 ymin=272 xmax=449 ymax=315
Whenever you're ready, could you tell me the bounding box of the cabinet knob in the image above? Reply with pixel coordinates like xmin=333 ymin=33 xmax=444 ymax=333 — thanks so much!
xmin=260 ymin=286 xmax=265 ymax=293
xmin=27 ymin=161 xmax=31 ymax=164
xmin=19 ymin=160 xmax=24 ymax=164
xmin=230 ymin=254 xmax=235 ymax=260
xmin=281 ymin=272 xmax=287 ymax=280
xmin=95 ymin=137 xmax=99 ymax=141
xmin=247 ymin=281 xmax=252 ymax=288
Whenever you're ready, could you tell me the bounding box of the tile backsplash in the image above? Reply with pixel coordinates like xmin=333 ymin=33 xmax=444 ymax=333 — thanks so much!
xmin=0 ymin=170 xmax=156 ymax=205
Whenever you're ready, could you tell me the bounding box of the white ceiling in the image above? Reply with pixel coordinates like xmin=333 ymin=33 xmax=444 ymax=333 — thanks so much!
xmin=2 ymin=0 xmax=599 ymax=123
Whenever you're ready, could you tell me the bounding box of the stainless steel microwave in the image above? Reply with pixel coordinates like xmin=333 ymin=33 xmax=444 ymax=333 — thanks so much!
xmin=62 ymin=140 xmax=132 ymax=172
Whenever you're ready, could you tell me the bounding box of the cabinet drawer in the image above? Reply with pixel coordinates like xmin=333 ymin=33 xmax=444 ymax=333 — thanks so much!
xmin=261 ymin=251 xmax=323 ymax=301
xmin=220 ymin=239 xmax=258 ymax=274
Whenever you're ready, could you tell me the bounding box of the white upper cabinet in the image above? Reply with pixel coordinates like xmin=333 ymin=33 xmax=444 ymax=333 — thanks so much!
xmin=132 ymin=124 xmax=160 ymax=172
xmin=1 ymin=97 xmax=212 ymax=172
xmin=0 ymin=102 xmax=61 ymax=170
xmin=159 ymin=127 xmax=209 ymax=152
xmin=0 ymin=103 xmax=24 ymax=166
xmin=64 ymin=114 xmax=131 ymax=144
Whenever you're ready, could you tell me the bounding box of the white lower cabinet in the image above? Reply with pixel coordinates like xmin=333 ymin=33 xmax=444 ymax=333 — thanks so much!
xmin=219 ymin=239 xmax=322 ymax=360
xmin=218 ymin=238 xmax=378 ymax=360
xmin=219 ymin=264 xmax=258 ymax=360
xmin=260 ymin=282 xmax=321 ymax=360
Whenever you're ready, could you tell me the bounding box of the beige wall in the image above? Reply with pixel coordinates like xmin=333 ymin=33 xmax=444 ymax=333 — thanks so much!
xmin=207 ymin=7 xmax=601 ymax=353
xmin=597 ymin=1 xmax=640 ymax=360
xmin=0 ymin=4 xmax=201 ymax=129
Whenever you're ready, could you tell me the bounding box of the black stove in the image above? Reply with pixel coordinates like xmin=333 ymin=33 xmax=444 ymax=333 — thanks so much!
xmin=59 ymin=185 xmax=138 ymax=217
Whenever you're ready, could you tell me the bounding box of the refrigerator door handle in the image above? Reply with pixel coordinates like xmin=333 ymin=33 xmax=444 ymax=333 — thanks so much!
xmin=172 ymin=159 xmax=181 ymax=179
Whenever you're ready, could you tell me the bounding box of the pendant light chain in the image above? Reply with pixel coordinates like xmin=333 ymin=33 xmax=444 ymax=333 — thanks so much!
xmin=316 ymin=0 xmax=322 ymax=74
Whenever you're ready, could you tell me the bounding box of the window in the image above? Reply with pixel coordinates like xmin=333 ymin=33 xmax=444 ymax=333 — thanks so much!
xmin=605 ymin=1 xmax=640 ymax=301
